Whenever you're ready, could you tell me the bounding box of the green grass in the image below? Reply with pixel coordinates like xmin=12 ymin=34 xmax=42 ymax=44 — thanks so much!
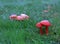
xmin=0 ymin=0 xmax=60 ymax=44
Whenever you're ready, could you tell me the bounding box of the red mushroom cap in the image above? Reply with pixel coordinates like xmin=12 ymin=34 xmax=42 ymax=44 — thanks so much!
xmin=36 ymin=22 xmax=42 ymax=28
xmin=9 ymin=14 xmax=17 ymax=19
xmin=40 ymin=20 xmax=51 ymax=26
xmin=36 ymin=20 xmax=51 ymax=28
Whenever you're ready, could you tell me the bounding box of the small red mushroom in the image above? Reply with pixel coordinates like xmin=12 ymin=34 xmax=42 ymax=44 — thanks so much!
xmin=16 ymin=16 xmax=24 ymax=20
xmin=36 ymin=20 xmax=51 ymax=35
xmin=9 ymin=14 xmax=17 ymax=20
xmin=20 ymin=14 xmax=29 ymax=19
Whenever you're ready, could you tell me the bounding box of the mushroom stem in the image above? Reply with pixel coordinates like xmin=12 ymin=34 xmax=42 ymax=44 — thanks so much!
xmin=46 ymin=26 xmax=48 ymax=35
xmin=40 ymin=27 xmax=43 ymax=35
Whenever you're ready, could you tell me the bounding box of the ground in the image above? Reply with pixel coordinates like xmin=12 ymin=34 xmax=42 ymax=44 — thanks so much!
xmin=0 ymin=0 xmax=60 ymax=44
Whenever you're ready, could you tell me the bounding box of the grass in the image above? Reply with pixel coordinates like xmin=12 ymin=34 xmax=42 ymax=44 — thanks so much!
xmin=0 ymin=0 xmax=60 ymax=44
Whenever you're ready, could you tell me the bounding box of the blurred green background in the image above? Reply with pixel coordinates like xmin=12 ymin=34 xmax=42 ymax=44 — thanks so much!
xmin=0 ymin=0 xmax=60 ymax=44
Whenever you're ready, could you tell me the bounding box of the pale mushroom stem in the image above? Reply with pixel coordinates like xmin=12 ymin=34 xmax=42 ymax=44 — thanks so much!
xmin=40 ymin=27 xmax=43 ymax=35
xmin=46 ymin=26 xmax=48 ymax=35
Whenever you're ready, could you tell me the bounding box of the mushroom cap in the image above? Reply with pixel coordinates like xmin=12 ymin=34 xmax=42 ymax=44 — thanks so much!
xmin=21 ymin=14 xmax=26 ymax=16
xmin=40 ymin=20 xmax=51 ymax=26
xmin=20 ymin=14 xmax=29 ymax=19
xmin=36 ymin=20 xmax=51 ymax=28
xmin=36 ymin=22 xmax=42 ymax=28
xmin=10 ymin=14 xmax=17 ymax=19
xmin=16 ymin=16 xmax=24 ymax=20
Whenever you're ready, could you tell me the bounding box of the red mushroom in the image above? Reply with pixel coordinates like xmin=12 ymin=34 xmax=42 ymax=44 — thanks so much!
xmin=9 ymin=14 xmax=17 ymax=20
xmin=36 ymin=20 xmax=51 ymax=35
xmin=16 ymin=16 xmax=24 ymax=20
xmin=20 ymin=14 xmax=29 ymax=19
